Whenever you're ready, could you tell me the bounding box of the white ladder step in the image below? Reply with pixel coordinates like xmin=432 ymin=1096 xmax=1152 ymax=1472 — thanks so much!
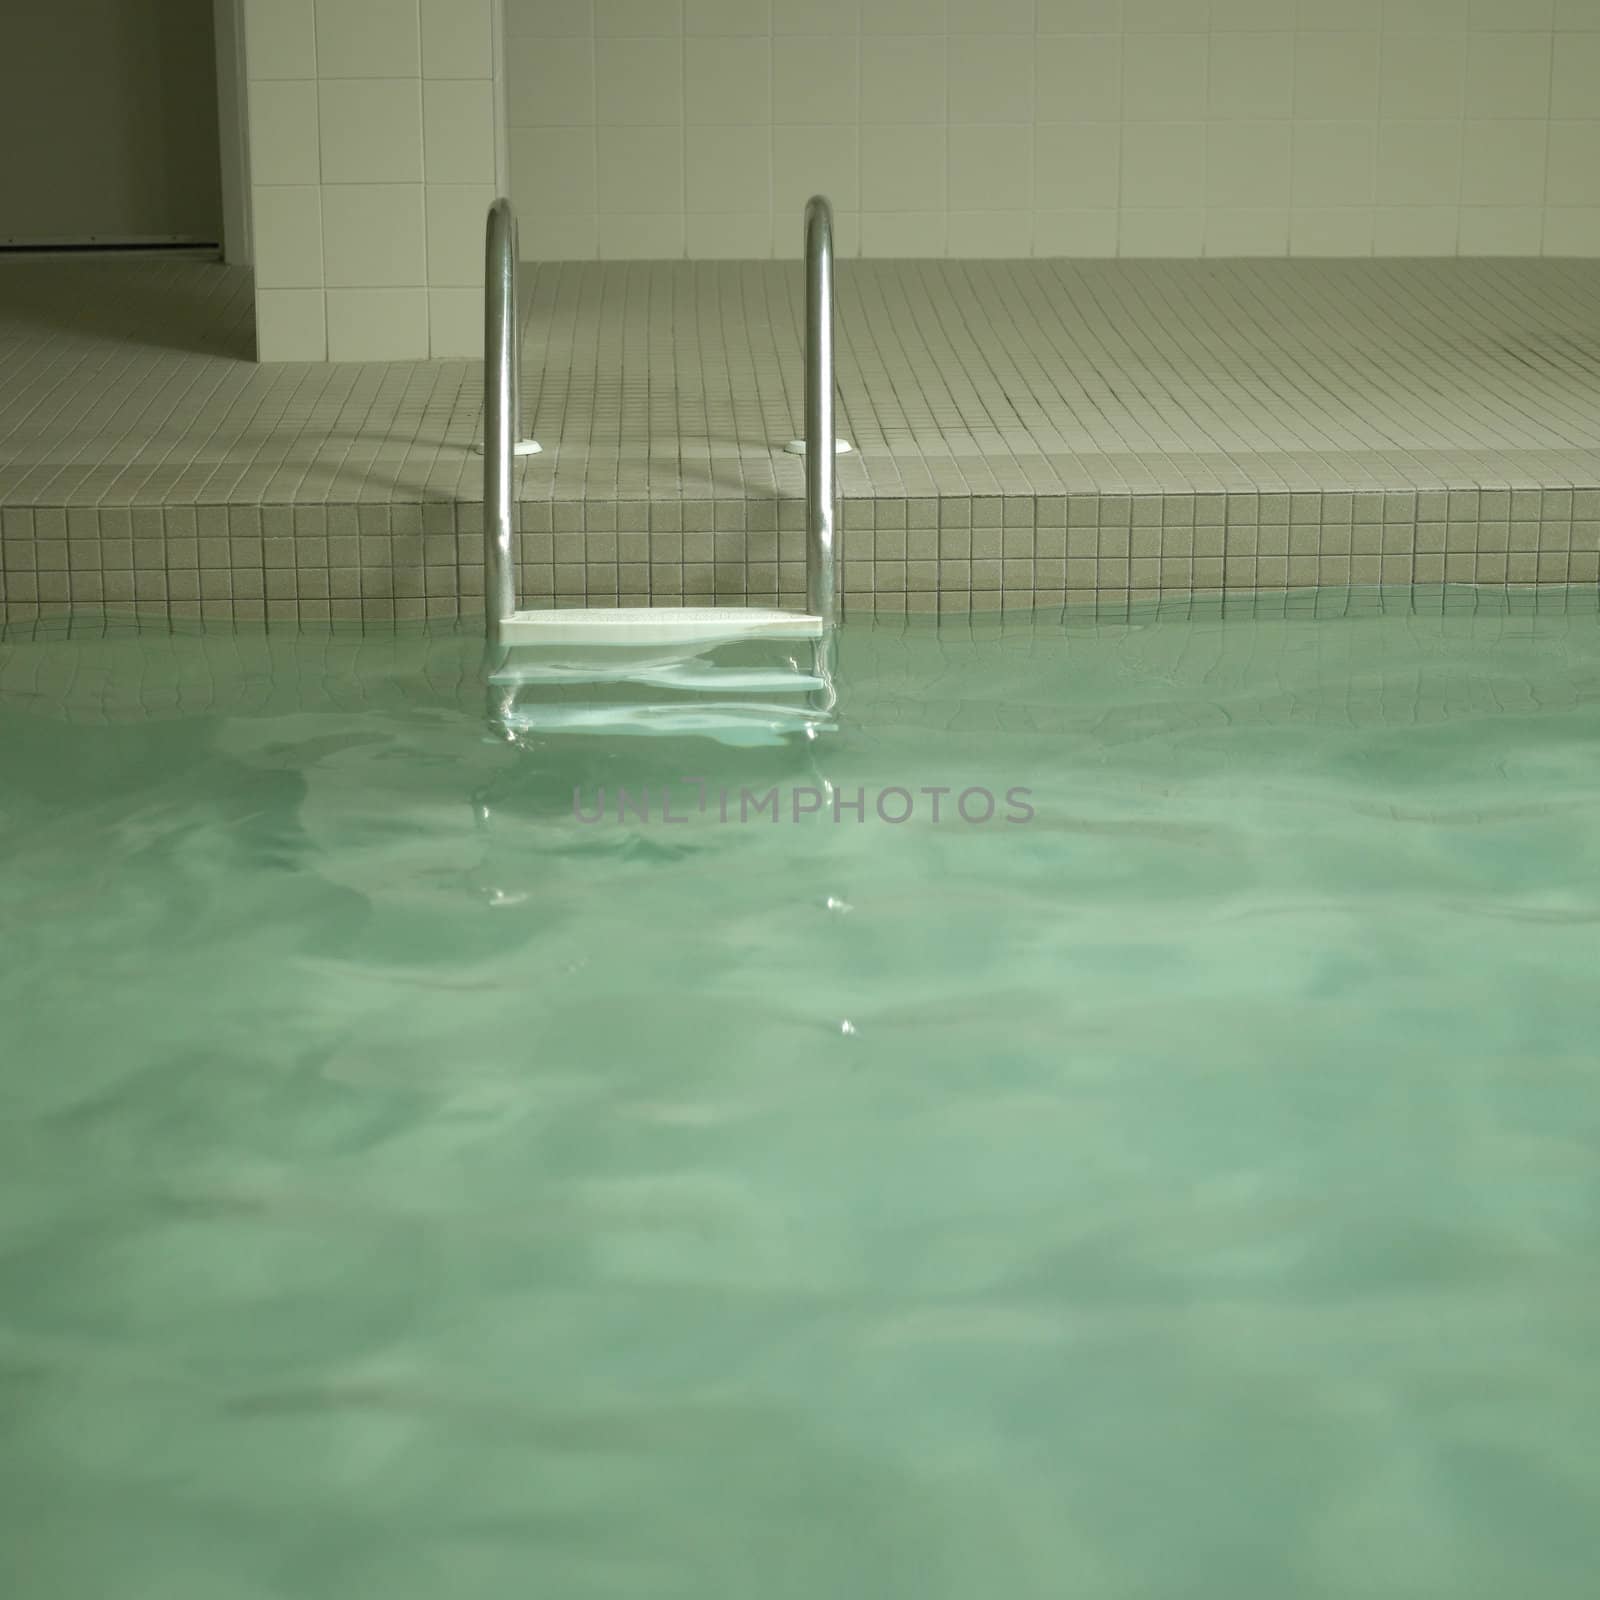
xmin=498 ymin=606 xmax=824 ymax=649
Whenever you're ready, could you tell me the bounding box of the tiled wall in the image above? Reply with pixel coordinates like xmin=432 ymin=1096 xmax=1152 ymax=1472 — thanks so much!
xmin=506 ymin=0 xmax=1600 ymax=261
xmin=243 ymin=0 xmax=501 ymax=359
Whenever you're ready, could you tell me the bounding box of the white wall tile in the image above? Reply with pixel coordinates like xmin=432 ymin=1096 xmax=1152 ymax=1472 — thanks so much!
xmin=1294 ymin=31 xmax=1380 ymax=120
xmin=425 ymin=183 xmax=498 ymax=284
xmin=255 ymin=288 xmax=327 ymax=360
xmin=862 ymin=125 xmax=946 ymax=209
xmin=596 ymin=37 xmax=684 ymax=123
xmin=860 ymin=211 xmax=948 ymax=254
xmin=1119 ymin=208 xmax=1206 ymax=256
xmin=1458 ymin=205 xmax=1543 ymax=253
xmin=947 ymin=36 xmax=1033 ymax=122
xmin=315 ymin=0 xmax=420 ymax=79
xmin=1208 ymin=32 xmax=1293 ymax=119
xmin=505 ymin=0 xmax=594 ymax=34
xmin=1293 ymin=121 xmax=1376 ymax=206
xmin=687 ymin=1 xmax=773 ymax=35
xmin=249 ymin=81 xmax=322 ymax=185
xmin=424 ymin=81 xmax=496 ymax=182
xmin=776 ymin=36 xmax=861 ymax=123
xmin=492 ymin=0 xmax=1600 ymax=261
xmin=509 ymin=129 xmax=597 ymax=214
xmin=686 ymin=126 xmax=771 ymax=210
xmin=325 ymin=287 xmax=430 ymax=360
xmin=523 ymin=212 xmax=600 ymax=257
xmin=1207 ymin=122 xmax=1291 ymax=207
xmin=949 ymin=125 xmax=1032 ymax=210
xmin=322 ymin=184 xmax=427 ymax=286
xmin=1545 ymin=121 xmax=1600 ymax=203
xmin=422 ymin=0 xmax=494 ymax=78
xmin=252 ymin=186 xmax=324 ymax=285
xmin=1550 ymin=31 xmax=1600 ymax=118
xmin=861 ymin=37 xmax=947 ymax=123
xmin=597 ymin=127 xmax=683 ymax=210
xmin=864 ymin=0 xmax=947 ymax=31
xmin=1034 ymin=208 xmax=1117 ymax=255
xmin=1291 ymin=207 xmax=1374 ymax=255
xmin=1123 ymin=33 xmax=1207 ymax=120
xmin=1035 ymin=124 xmax=1121 ymax=209
xmin=1544 ymin=206 xmax=1600 ymax=252
xmin=1035 ymin=35 xmax=1121 ymax=122
xmin=1459 ymin=120 xmax=1548 ymax=205
xmin=691 ymin=37 xmax=775 ymax=123
xmin=597 ymin=214 xmax=687 ymax=256
xmin=687 ymin=213 xmax=775 ymax=256
xmin=774 ymin=0 xmax=861 ymax=34
xmin=774 ymin=125 xmax=860 ymax=210
xmin=319 ymin=80 xmax=424 ymax=182
xmin=427 ymin=285 xmax=485 ymax=355
xmin=947 ymin=211 xmax=1034 ymax=255
xmin=1377 ymin=121 xmax=1463 ymax=205
xmin=1121 ymin=123 xmax=1205 ymax=207
xmin=244 ymin=0 xmax=317 ymax=80
xmin=1374 ymin=206 xmax=1460 ymax=254
xmin=507 ymin=36 xmax=595 ymax=125
xmin=1380 ymin=34 xmax=1466 ymax=119
xmin=1466 ymin=31 xmax=1553 ymax=119
xmin=597 ymin=0 xmax=681 ymax=34
xmin=1204 ymin=207 xmax=1289 ymax=255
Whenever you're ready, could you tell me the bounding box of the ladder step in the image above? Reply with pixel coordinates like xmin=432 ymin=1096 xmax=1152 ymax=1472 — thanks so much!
xmin=494 ymin=700 xmax=831 ymax=744
xmin=489 ymin=660 xmax=828 ymax=692
xmin=498 ymin=606 xmax=825 ymax=649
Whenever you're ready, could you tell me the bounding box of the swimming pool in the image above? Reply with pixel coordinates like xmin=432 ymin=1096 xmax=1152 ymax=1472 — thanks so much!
xmin=3 ymin=589 xmax=1599 ymax=1597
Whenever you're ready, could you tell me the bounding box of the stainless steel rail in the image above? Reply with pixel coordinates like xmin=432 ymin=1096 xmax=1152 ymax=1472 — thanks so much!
xmin=483 ymin=197 xmax=518 ymax=648
xmin=803 ymin=195 xmax=838 ymax=629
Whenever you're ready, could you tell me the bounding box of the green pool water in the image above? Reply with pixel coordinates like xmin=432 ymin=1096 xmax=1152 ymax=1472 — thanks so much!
xmin=2 ymin=590 xmax=1599 ymax=1598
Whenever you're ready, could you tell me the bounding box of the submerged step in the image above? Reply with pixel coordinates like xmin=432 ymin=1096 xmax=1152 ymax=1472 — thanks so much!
xmin=498 ymin=606 xmax=825 ymax=649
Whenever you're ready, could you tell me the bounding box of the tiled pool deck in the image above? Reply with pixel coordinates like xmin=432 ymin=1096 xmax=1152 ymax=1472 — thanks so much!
xmin=2 ymin=253 xmax=1598 ymax=623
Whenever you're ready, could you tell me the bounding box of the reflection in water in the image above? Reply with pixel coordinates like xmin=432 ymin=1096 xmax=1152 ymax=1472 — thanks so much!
xmin=2 ymin=595 xmax=1600 ymax=1597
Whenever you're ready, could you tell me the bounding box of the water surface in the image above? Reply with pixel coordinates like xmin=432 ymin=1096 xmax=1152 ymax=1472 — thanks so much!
xmin=2 ymin=591 xmax=1599 ymax=1598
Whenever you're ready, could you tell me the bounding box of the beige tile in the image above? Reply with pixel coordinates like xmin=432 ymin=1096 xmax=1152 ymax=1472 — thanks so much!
xmin=428 ymin=286 xmax=484 ymax=356
xmin=422 ymin=0 xmax=493 ymax=78
xmin=598 ymin=127 xmax=684 ymax=211
xmin=254 ymin=288 xmax=327 ymax=360
xmin=947 ymin=36 xmax=1033 ymax=123
xmin=249 ymin=80 xmax=321 ymax=185
xmin=244 ymin=0 xmax=316 ymax=79
xmin=319 ymin=79 xmax=424 ymax=183
xmin=315 ymin=0 xmax=421 ymax=78
xmin=597 ymin=213 xmax=686 ymax=256
xmin=1035 ymin=125 xmax=1120 ymax=211
xmin=690 ymin=37 xmax=776 ymax=124
xmin=322 ymin=185 xmax=426 ymax=286
xmin=686 ymin=127 xmax=770 ymax=211
xmin=511 ymin=129 xmax=598 ymax=216
xmin=325 ymin=288 xmax=430 ymax=360
xmin=773 ymin=126 xmax=860 ymax=212
xmin=861 ymin=36 xmax=947 ymax=123
xmin=424 ymin=81 xmax=496 ymax=183
xmin=252 ymin=186 xmax=325 ymax=287
xmin=506 ymin=35 xmax=595 ymax=125
xmin=596 ymin=37 xmax=684 ymax=124
xmin=861 ymin=126 xmax=945 ymax=210
xmin=950 ymin=126 xmax=1032 ymax=212
xmin=687 ymin=214 xmax=774 ymax=257
xmin=1036 ymin=36 xmax=1123 ymax=124
xmin=426 ymin=184 xmax=499 ymax=285
xmin=1124 ymin=33 xmax=1209 ymax=121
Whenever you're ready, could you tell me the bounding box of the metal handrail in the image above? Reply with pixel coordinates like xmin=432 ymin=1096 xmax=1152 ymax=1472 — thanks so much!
xmin=483 ymin=197 xmax=518 ymax=647
xmin=803 ymin=195 xmax=838 ymax=628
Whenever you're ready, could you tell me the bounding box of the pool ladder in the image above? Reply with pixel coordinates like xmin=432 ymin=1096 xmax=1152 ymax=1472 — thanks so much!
xmin=482 ymin=197 xmax=843 ymax=739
